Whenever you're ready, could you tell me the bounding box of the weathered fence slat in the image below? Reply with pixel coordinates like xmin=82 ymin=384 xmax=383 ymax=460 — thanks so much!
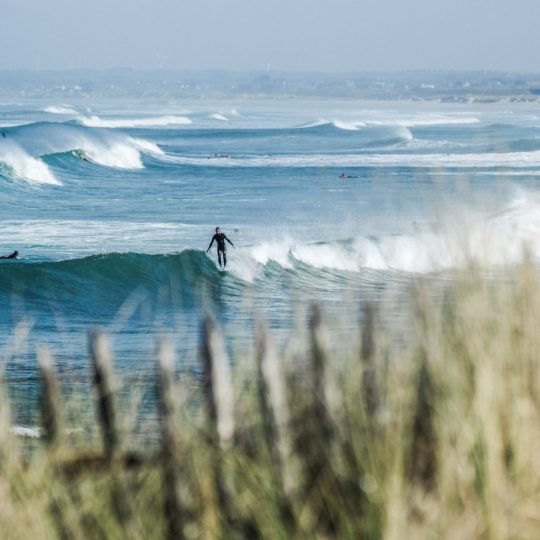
xmin=157 ymin=337 xmax=185 ymax=540
xmin=89 ymin=330 xmax=134 ymax=533
xmin=256 ymin=319 xmax=295 ymax=529
xmin=309 ymin=304 xmax=334 ymax=442
xmin=202 ymin=316 xmax=234 ymax=447
xmin=89 ymin=330 xmax=120 ymax=462
xmin=361 ymin=302 xmax=378 ymax=415
xmin=201 ymin=315 xmax=235 ymax=532
xmin=38 ymin=346 xmax=61 ymax=448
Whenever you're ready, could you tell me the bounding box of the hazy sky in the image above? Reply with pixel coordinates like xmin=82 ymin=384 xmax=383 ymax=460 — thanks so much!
xmin=2 ymin=0 xmax=539 ymax=72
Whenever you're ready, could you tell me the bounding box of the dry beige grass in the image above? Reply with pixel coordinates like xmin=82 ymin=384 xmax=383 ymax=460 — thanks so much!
xmin=1 ymin=259 xmax=540 ymax=539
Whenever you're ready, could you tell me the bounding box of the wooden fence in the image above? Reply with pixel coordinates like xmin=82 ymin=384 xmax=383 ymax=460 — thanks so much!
xmin=21 ymin=304 xmax=400 ymax=538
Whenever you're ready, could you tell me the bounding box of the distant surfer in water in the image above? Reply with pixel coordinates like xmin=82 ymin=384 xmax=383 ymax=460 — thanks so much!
xmin=206 ymin=227 xmax=234 ymax=270
xmin=0 ymin=250 xmax=19 ymax=259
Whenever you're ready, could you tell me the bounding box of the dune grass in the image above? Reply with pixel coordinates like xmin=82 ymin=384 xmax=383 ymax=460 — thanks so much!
xmin=1 ymin=259 xmax=540 ymax=539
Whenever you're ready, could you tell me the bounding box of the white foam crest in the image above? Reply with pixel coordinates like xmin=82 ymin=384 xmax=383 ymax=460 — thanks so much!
xmin=332 ymin=120 xmax=366 ymax=131
xmin=227 ymin=195 xmax=540 ymax=277
xmin=75 ymin=134 xmax=162 ymax=169
xmin=0 ymin=141 xmax=61 ymax=185
xmin=247 ymin=242 xmax=292 ymax=268
xmin=291 ymin=243 xmax=361 ymax=272
xmin=43 ymin=105 xmax=78 ymax=115
xmin=210 ymin=113 xmax=229 ymax=121
xmin=393 ymin=126 xmax=414 ymax=141
xmin=131 ymin=137 xmax=164 ymax=155
xmin=79 ymin=115 xmax=192 ymax=128
xmin=225 ymin=241 xmax=295 ymax=282
xmin=298 ymin=118 xmax=367 ymax=130
xmin=365 ymin=193 xmax=540 ymax=272
xmin=82 ymin=136 xmax=161 ymax=169
xmin=300 ymin=115 xmax=478 ymax=131
xmin=87 ymin=141 xmax=142 ymax=168
xmin=374 ymin=233 xmax=460 ymax=273
xmin=367 ymin=116 xmax=480 ymax=127
xmin=298 ymin=118 xmax=330 ymax=128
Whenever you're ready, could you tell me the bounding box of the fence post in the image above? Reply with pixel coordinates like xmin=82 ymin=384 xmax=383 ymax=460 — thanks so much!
xmin=256 ymin=319 xmax=295 ymax=530
xmin=89 ymin=330 xmax=133 ymax=532
xmin=38 ymin=346 xmax=61 ymax=449
xmin=89 ymin=330 xmax=119 ymax=462
xmin=201 ymin=315 xmax=234 ymax=532
xmin=202 ymin=316 xmax=234 ymax=447
xmin=156 ymin=337 xmax=185 ymax=540
xmin=309 ymin=304 xmax=334 ymax=442
xmin=361 ymin=302 xmax=378 ymax=415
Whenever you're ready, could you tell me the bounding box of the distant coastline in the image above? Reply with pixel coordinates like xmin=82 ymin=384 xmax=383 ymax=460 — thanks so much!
xmin=1 ymin=68 xmax=540 ymax=102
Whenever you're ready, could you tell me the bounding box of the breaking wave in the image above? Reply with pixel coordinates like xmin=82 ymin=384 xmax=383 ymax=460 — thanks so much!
xmin=299 ymin=116 xmax=480 ymax=131
xmin=0 ymin=121 xmax=163 ymax=183
xmin=0 ymin=140 xmax=61 ymax=185
xmin=1 ymin=191 xmax=539 ymax=315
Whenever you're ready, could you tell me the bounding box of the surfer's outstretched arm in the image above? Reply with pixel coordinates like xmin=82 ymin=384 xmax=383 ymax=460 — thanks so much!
xmin=206 ymin=236 xmax=215 ymax=253
xmin=224 ymin=235 xmax=234 ymax=247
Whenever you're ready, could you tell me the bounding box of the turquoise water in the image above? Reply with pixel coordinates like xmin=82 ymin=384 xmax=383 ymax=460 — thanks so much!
xmin=2 ymin=98 xmax=540 ymax=427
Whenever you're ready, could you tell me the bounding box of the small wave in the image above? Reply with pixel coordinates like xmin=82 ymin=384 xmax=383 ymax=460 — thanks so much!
xmin=297 ymin=119 xmax=366 ymax=131
xmin=300 ymin=116 xmax=480 ymax=131
xmin=297 ymin=119 xmax=329 ymax=129
xmin=78 ymin=115 xmax=192 ymax=128
xmin=160 ymin=149 xmax=540 ymax=169
xmin=296 ymin=120 xmax=414 ymax=145
xmin=43 ymin=105 xmax=78 ymax=115
xmin=332 ymin=120 xmax=365 ymax=131
xmin=210 ymin=113 xmax=229 ymax=122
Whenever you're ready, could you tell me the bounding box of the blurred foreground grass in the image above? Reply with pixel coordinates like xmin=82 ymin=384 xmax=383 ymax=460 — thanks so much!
xmin=1 ymin=259 xmax=540 ymax=539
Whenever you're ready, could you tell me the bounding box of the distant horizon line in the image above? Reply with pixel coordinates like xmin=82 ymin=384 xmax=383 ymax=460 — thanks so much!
xmin=0 ymin=67 xmax=539 ymax=77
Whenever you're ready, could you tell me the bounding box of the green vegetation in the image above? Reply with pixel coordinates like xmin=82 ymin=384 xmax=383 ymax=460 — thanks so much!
xmin=1 ymin=260 xmax=540 ymax=539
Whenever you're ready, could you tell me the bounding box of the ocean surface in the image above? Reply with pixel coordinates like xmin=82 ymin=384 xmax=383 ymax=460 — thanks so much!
xmin=1 ymin=97 xmax=540 ymax=428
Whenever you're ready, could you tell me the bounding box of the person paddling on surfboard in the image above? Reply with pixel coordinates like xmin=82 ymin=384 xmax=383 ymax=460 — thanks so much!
xmin=0 ymin=250 xmax=19 ymax=259
xmin=206 ymin=227 xmax=234 ymax=270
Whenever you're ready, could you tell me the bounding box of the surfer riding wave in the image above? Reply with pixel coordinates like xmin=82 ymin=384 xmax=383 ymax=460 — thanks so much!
xmin=206 ymin=227 xmax=234 ymax=270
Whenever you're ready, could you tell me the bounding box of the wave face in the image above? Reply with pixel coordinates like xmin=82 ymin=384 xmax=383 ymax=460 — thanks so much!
xmin=0 ymin=251 xmax=225 ymax=314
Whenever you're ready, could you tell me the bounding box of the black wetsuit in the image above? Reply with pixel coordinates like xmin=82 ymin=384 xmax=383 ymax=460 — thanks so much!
xmin=0 ymin=251 xmax=18 ymax=259
xmin=207 ymin=233 xmax=234 ymax=268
